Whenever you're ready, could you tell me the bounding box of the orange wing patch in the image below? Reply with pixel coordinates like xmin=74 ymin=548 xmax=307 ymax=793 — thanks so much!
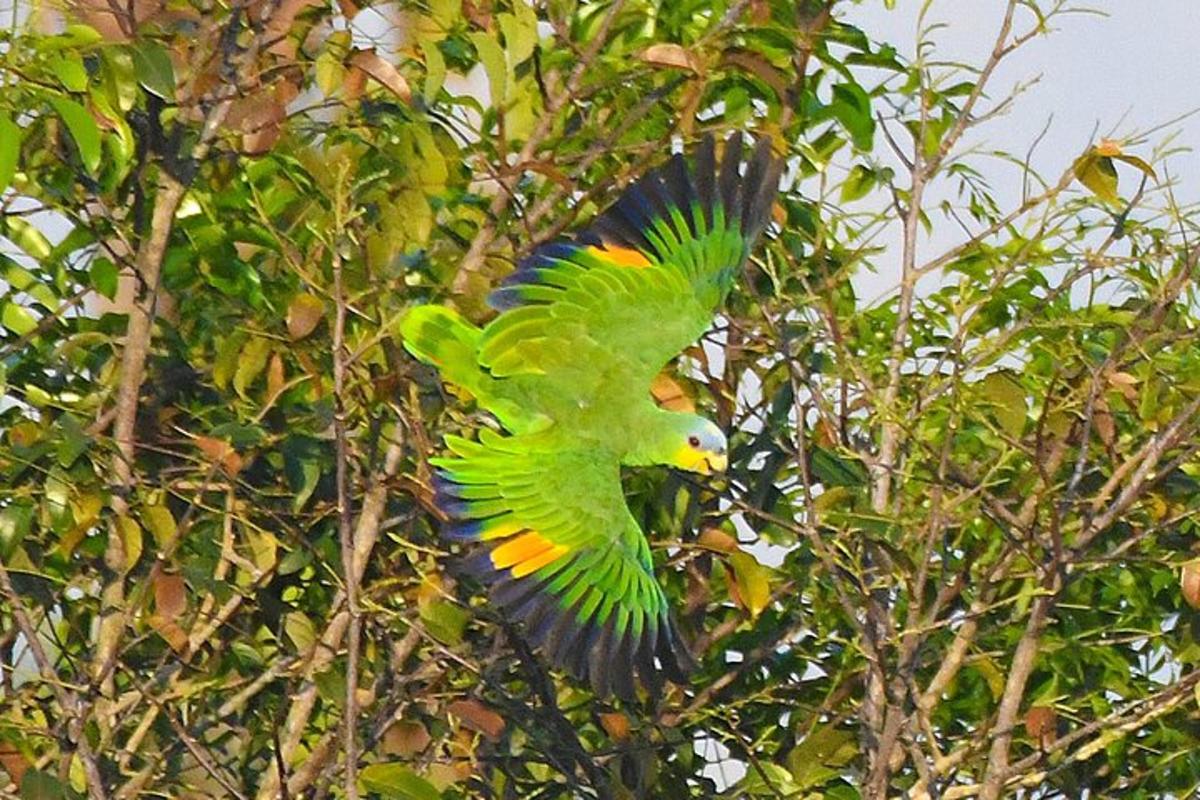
xmin=490 ymin=530 xmax=569 ymax=577
xmin=587 ymin=244 xmax=652 ymax=268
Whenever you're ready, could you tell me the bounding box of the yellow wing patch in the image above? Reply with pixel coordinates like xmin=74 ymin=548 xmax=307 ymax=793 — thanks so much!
xmin=479 ymin=518 xmax=526 ymax=541
xmin=490 ymin=530 xmax=569 ymax=577
xmin=587 ymin=244 xmax=653 ymax=268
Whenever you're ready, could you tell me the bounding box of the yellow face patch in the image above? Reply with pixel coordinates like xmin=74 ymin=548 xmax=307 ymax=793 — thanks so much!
xmin=672 ymin=446 xmax=727 ymax=475
xmin=587 ymin=244 xmax=652 ymax=268
xmin=490 ymin=530 xmax=568 ymax=577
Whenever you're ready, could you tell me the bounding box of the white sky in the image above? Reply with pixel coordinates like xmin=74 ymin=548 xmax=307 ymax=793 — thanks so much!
xmin=844 ymin=0 xmax=1200 ymax=297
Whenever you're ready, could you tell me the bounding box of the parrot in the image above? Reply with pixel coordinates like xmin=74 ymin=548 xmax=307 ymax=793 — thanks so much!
xmin=400 ymin=133 xmax=781 ymax=699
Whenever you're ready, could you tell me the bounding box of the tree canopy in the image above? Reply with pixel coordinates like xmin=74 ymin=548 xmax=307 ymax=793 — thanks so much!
xmin=2 ymin=1 xmax=1199 ymax=798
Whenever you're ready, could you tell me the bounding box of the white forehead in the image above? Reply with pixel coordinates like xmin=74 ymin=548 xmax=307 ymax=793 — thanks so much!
xmin=700 ymin=421 xmax=726 ymax=446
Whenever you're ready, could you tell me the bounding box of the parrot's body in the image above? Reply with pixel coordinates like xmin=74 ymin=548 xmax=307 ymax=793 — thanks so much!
xmin=401 ymin=134 xmax=781 ymax=699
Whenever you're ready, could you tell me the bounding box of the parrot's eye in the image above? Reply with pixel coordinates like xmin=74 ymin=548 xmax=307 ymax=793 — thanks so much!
xmin=688 ymin=435 xmax=701 ymax=448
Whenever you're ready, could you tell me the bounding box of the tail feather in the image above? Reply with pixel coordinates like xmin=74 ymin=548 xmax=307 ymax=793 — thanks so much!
xmin=399 ymin=306 xmax=484 ymax=394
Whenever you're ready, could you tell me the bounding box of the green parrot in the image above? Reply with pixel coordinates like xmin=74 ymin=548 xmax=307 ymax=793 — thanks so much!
xmin=401 ymin=133 xmax=781 ymax=699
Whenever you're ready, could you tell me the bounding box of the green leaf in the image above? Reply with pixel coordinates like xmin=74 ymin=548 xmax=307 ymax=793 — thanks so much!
xmin=470 ymin=33 xmax=507 ymax=106
xmin=131 ymin=42 xmax=176 ymax=101
xmin=293 ymin=458 xmax=321 ymax=511
xmin=830 ymin=81 xmax=875 ymax=151
xmin=809 ymin=447 xmax=867 ymax=487
xmin=56 ymin=413 xmax=90 ymax=467
xmin=49 ymin=55 xmax=89 ymax=92
xmin=101 ymin=48 xmax=138 ymax=112
xmin=840 ymin=164 xmax=875 ymax=203
xmin=359 ymin=763 xmax=442 ymax=800
xmin=786 ymin=723 xmax=857 ymax=789
xmin=89 ymin=257 xmax=119 ymax=300
xmin=0 ymin=502 xmax=35 ymax=559
xmin=20 ymin=769 xmax=67 ymax=800
xmin=979 ymin=371 xmax=1027 ymax=437
xmin=0 ymin=115 xmax=22 ymax=194
xmin=737 ymin=761 xmax=803 ymax=796
xmin=421 ymin=600 xmax=468 ymax=645
xmin=2 ymin=303 xmax=39 ymax=336
xmin=49 ymin=97 xmax=101 ymax=173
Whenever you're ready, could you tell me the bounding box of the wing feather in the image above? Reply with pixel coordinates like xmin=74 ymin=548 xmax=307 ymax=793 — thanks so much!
xmin=431 ymin=433 xmax=694 ymax=698
xmin=480 ymin=134 xmax=782 ymax=388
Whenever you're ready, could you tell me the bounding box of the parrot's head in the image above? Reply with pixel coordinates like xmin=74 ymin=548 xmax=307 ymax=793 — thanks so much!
xmin=667 ymin=415 xmax=728 ymax=475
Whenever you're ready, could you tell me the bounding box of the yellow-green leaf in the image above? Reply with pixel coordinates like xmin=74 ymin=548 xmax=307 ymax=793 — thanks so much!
xmin=245 ymin=528 xmax=278 ymax=571
xmin=470 ymin=33 xmax=507 ymax=107
xmin=2 ymin=303 xmax=38 ymax=336
xmin=0 ymin=114 xmax=20 ymax=194
xmin=421 ymin=37 xmax=446 ymax=104
xmin=3 ymin=214 xmax=54 ymax=260
xmin=729 ymin=551 xmax=772 ymax=618
xmin=786 ymin=723 xmax=857 ymax=789
xmin=421 ymin=599 xmax=468 ymax=645
xmin=979 ymin=371 xmax=1027 ymax=437
xmin=214 ymin=332 xmax=247 ymax=390
xmin=117 ymin=515 xmax=143 ymax=573
xmin=143 ymin=503 xmax=176 ymax=549
xmin=49 ymin=54 xmax=88 ymax=92
xmin=284 ymin=610 xmax=316 ymax=652
xmin=1072 ymin=152 xmax=1119 ymax=204
xmin=233 ymin=336 xmax=272 ymax=397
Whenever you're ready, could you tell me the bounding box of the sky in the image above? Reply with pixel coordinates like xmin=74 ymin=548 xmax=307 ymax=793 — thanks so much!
xmin=842 ymin=0 xmax=1200 ymax=298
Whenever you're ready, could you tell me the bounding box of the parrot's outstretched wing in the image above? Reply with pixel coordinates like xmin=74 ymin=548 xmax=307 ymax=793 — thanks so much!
xmin=431 ymin=429 xmax=694 ymax=699
xmin=480 ymin=133 xmax=782 ymax=389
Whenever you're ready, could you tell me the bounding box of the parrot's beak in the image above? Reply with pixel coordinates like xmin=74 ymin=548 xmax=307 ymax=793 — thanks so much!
xmin=707 ymin=452 xmax=728 ymax=473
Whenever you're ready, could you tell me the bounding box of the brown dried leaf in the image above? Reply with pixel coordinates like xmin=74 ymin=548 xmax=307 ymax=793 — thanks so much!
xmin=287 ymin=293 xmax=325 ymax=340
xmin=1024 ymin=705 xmax=1056 ymax=748
xmin=267 ymin=352 xmax=286 ymax=399
xmin=150 ymin=615 xmax=190 ymax=653
xmin=1182 ymin=562 xmax=1200 ymax=610
xmin=195 ymin=435 xmax=244 ymax=476
xmin=348 ymin=48 xmax=413 ymax=103
xmin=447 ymin=698 xmax=505 ymax=741
xmin=599 ymin=712 xmax=630 ymax=741
xmin=0 ymin=741 xmax=28 ymax=786
xmin=343 ymin=64 xmax=368 ymax=102
xmin=642 ymin=43 xmax=702 ymax=74
xmin=154 ymin=571 xmax=187 ymax=617
xmin=264 ymin=0 xmax=325 ymax=57
xmin=697 ymin=528 xmax=737 ymax=554
xmin=1093 ymin=397 xmax=1116 ymax=449
xmin=650 ymin=372 xmax=694 ymax=413
xmin=382 ymin=720 xmax=432 ymax=756
xmin=462 ymin=0 xmax=493 ymax=28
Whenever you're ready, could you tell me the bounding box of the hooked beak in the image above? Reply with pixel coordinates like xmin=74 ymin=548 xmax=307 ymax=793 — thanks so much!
xmin=707 ymin=452 xmax=728 ymax=473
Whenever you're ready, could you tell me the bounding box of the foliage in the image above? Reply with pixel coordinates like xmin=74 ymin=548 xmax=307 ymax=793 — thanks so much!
xmin=1 ymin=0 xmax=1199 ymax=798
